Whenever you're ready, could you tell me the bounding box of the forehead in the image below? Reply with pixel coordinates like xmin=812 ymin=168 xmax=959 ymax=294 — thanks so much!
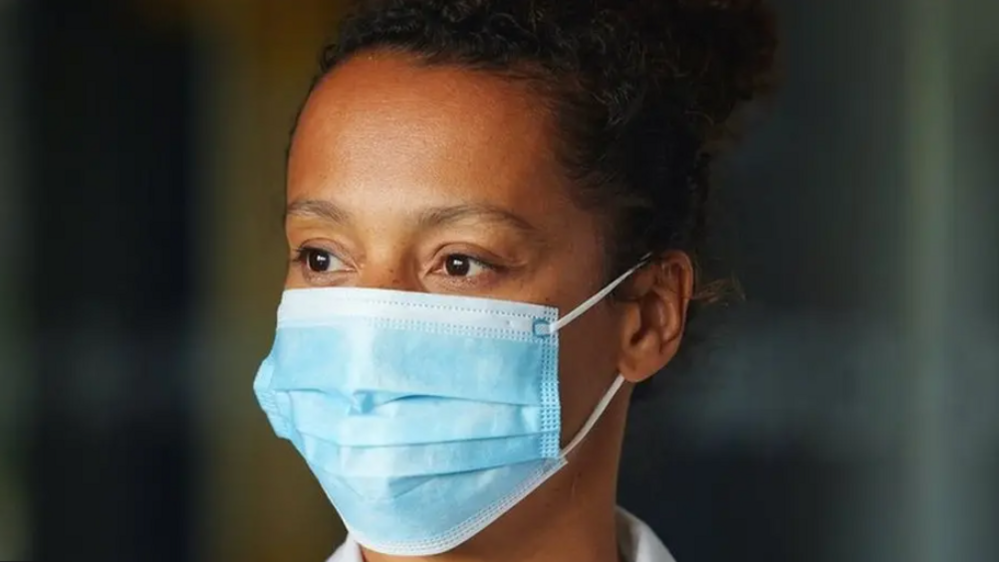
xmin=288 ymin=52 xmax=564 ymax=209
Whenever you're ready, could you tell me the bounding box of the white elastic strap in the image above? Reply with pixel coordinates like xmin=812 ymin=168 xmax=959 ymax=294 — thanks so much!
xmin=543 ymin=254 xmax=653 ymax=335
xmin=561 ymin=375 xmax=626 ymax=457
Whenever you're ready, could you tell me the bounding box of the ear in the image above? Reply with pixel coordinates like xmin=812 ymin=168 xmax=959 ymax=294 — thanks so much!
xmin=615 ymin=251 xmax=694 ymax=383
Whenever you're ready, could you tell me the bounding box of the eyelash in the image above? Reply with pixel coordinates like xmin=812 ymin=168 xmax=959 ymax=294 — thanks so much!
xmin=292 ymin=246 xmax=346 ymax=277
xmin=291 ymin=246 xmax=505 ymax=289
xmin=432 ymin=253 xmax=502 ymax=286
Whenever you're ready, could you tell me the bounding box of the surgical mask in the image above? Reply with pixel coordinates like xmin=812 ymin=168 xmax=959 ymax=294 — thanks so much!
xmin=253 ymin=258 xmax=648 ymax=556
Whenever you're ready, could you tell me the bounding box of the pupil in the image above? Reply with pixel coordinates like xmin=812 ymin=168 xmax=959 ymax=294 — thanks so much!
xmin=445 ymin=255 xmax=471 ymax=277
xmin=308 ymin=250 xmax=331 ymax=272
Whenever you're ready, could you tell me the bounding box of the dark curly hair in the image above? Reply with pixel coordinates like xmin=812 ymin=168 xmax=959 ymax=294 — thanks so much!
xmin=301 ymin=0 xmax=777 ymax=301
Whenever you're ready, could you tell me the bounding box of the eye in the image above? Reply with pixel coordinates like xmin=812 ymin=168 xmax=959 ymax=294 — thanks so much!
xmin=298 ymin=247 xmax=347 ymax=273
xmin=442 ymin=254 xmax=491 ymax=278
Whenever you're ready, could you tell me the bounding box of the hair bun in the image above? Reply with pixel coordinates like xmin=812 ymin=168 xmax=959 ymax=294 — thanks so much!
xmin=628 ymin=0 xmax=778 ymax=139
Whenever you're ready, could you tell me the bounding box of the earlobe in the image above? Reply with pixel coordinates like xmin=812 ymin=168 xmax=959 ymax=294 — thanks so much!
xmin=616 ymin=252 xmax=693 ymax=384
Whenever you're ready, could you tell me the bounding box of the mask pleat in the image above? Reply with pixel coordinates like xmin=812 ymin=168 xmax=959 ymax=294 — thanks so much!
xmin=270 ymin=323 xmax=556 ymax=407
xmin=283 ymin=390 xmax=550 ymax=446
xmin=292 ymin=429 xmax=555 ymax=477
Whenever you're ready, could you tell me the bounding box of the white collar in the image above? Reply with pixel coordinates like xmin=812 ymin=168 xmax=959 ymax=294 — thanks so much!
xmin=326 ymin=507 xmax=675 ymax=562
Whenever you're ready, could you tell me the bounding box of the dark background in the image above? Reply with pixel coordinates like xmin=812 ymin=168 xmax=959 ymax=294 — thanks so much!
xmin=0 ymin=1 xmax=996 ymax=561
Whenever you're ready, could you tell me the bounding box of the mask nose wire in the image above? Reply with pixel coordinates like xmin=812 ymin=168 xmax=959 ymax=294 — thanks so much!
xmin=536 ymin=253 xmax=654 ymax=336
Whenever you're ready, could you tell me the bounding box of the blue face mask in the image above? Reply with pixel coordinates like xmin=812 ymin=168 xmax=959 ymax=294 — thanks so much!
xmin=253 ymin=259 xmax=648 ymax=556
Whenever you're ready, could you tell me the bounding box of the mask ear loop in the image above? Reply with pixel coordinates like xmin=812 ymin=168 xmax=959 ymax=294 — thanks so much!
xmin=537 ymin=253 xmax=654 ymax=336
xmin=544 ymin=252 xmax=654 ymax=457
xmin=560 ymin=374 xmax=626 ymax=457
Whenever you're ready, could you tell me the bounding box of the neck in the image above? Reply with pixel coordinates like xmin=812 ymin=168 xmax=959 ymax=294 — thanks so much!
xmin=362 ymin=392 xmax=630 ymax=562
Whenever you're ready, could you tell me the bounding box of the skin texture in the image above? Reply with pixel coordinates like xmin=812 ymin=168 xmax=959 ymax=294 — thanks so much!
xmin=285 ymin=51 xmax=694 ymax=562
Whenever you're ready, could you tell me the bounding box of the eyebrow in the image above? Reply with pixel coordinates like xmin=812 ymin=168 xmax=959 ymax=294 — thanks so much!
xmin=416 ymin=203 xmax=539 ymax=235
xmin=286 ymin=199 xmax=541 ymax=238
xmin=286 ymin=199 xmax=351 ymax=224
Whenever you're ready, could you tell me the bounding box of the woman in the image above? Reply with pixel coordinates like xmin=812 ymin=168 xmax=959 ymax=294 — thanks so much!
xmin=253 ymin=1 xmax=777 ymax=561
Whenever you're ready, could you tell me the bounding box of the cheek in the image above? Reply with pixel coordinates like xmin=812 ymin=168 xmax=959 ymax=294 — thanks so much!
xmin=285 ymin=266 xmax=306 ymax=289
xmin=554 ymin=305 xmax=621 ymax=443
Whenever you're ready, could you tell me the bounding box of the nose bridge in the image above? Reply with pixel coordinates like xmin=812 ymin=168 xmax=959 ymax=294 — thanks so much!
xmin=355 ymin=252 xmax=423 ymax=292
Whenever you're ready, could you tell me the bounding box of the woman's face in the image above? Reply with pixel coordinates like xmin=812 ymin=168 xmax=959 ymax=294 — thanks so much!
xmin=285 ymin=52 xmax=630 ymax=443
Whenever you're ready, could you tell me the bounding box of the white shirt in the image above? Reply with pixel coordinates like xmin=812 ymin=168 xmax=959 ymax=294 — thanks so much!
xmin=326 ymin=507 xmax=676 ymax=562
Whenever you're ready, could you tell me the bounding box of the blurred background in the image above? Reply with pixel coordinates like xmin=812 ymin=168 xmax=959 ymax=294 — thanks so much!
xmin=0 ymin=1 xmax=996 ymax=561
